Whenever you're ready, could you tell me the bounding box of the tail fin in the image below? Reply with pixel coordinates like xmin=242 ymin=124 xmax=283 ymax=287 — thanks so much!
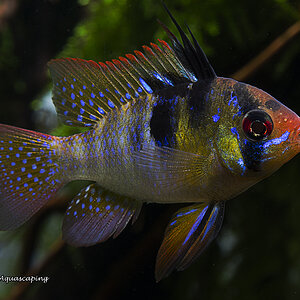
xmin=0 ymin=124 xmax=64 ymax=230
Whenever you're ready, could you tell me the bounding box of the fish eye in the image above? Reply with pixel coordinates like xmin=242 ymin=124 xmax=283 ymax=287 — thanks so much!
xmin=242 ymin=110 xmax=273 ymax=141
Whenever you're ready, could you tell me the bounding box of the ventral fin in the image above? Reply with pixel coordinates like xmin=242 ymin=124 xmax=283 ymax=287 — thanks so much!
xmin=62 ymin=183 xmax=142 ymax=247
xmin=155 ymin=201 xmax=225 ymax=281
xmin=134 ymin=146 xmax=206 ymax=192
xmin=48 ymin=39 xmax=196 ymax=127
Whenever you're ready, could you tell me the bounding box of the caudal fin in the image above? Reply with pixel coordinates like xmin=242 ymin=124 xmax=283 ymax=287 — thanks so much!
xmin=0 ymin=124 xmax=64 ymax=230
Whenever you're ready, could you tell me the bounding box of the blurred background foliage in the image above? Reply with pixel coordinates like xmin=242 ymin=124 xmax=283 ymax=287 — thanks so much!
xmin=0 ymin=0 xmax=300 ymax=299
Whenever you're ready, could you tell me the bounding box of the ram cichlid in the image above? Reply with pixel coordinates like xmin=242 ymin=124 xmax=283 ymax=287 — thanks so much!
xmin=0 ymin=5 xmax=299 ymax=281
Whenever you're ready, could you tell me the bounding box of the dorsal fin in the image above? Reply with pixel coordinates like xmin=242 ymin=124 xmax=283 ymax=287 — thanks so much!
xmin=48 ymin=40 xmax=196 ymax=127
xmin=160 ymin=2 xmax=216 ymax=81
xmin=48 ymin=5 xmax=215 ymax=127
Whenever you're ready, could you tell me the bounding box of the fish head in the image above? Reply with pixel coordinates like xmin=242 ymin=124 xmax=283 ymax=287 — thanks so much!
xmin=240 ymin=83 xmax=300 ymax=175
xmin=214 ymin=78 xmax=299 ymax=179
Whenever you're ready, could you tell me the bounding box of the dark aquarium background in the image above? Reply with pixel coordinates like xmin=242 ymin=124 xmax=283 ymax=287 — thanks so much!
xmin=0 ymin=0 xmax=300 ymax=299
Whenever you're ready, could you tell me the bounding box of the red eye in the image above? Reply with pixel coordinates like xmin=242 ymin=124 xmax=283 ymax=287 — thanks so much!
xmin=242 ymin=110 xmax=273 ymax=141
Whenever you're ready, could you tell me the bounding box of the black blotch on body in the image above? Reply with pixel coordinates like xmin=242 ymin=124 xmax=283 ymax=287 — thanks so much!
xmin=187 ymin=80 xmax=212 ymax=128
xmin=150 ymin=102 xmax=173 ymax=146
xmin=150 ymin=83 xmax=189 ymax=146
xmin=265 ymin=100 xmax=280 ymax=111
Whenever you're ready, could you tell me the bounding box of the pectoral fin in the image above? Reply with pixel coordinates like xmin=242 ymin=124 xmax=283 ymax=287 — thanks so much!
xmin=155 ymin=201 xmax=225 ymax=281
xmin=62 ymin=183 xmax=142 ymax=247
xmin=134 ymin=145 xmax=207 ymax=192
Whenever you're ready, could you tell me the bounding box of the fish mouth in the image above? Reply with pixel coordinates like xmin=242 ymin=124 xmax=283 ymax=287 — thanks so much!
xmin=281 ymin=115 xmax=300 ymax=158
xmin=291 ymin=118 xmax=300 ymax=153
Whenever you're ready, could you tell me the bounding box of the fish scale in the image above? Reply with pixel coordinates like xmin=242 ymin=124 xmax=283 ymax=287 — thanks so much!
xmin=0 ymin=4 xmax=299 ymax=282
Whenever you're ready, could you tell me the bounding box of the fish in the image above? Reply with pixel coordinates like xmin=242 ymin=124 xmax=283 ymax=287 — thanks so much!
xmin=0 ymin=4 xmax=299 ymax=282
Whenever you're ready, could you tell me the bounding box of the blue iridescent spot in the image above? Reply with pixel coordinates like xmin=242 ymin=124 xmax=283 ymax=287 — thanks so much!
xmin=153 ymin=72 xmax=164 ymax=82
xmin=64 ymin=111 xmax=68 ymax=116
xmin=90 ymin=114 xmax=97 ymax=120
xmin=21 ymin=167 xmax=25 ymax=172
xmin=164 ymin=76 xmax=173 ymax=86
xmin=80 ymin=108 xmax=85 ymax=114
xmin=71 ymin=93 xmax=75 ymax=100
xmin=89 ymin=205 xmax=92 ymax=210
xmin=40 ymin=169 xmax=45 ymax=174
xmin=105 ymin=205 xmax=110 ymax=210
xmin=231 ymin=127 xmax=239 ymax=139
xmin=83 ymin=85 xmax=86 ymax=90
xmin=125 ymin=93 xmax=131 ymax=100
xmin=11 ymin=162 xmax=15 ymax=166
xmin=28 ymin=173 xmax=32 ymax=178
xmin=263 ymin=131 xmax=290 ymax=149
xmin=80 ymin=100 xmax=85 ymax=106
xmin=89 ymin=99 xmax=94 ymax=106
xmin=32 ymin=164 xmax=37 ymax=169
xmin=70 ymin=84 xmax=74 ymax=89
xmin=72 ymin=103 xmax=76 ymax=108
xmin=99 ymin=91 xmax=104 ymax=97
xmin=82 ymin=203 xmax=85 ymax=209
xmin=212 ymin=114 xmax=220 ymax=122
xmin=73 ymin=78 xmax=76 ymax=82
xmin=98 ymin=108 xmax=104 ymax=115
xmin=77 ymin=115 xmax=83 ymax=122
xmin=96 ymin=207 xmax=100 ymax=213
xmin=24 ymin=183 xmax=28 ymax=187
xmin=137 ymin=87 xmax=142 ymax=93
xmin=91 ymin=92 xmax=95 ymax=98
xmin=108 ymin=100 xmax=115 ymax=108
xmin=79 ymin=90 xmax=83 ymax=96
xmin=19 ymin=147 xmax=23 ymax=151
xmin=17 ymin=177 xmax=21 ymax=181
xmin=62 ymin=87 xmax=66 ymax=92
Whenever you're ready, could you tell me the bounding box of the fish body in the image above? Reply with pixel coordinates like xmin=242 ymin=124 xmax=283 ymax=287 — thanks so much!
xmin=0 ymin=5 xmax=299 ymax=281
xmin=54 ymin=77 xmax=299 ymax=204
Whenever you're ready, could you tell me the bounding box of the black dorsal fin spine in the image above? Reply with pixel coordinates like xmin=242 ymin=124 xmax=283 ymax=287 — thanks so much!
xmin=160 ymin=1 xmax=216 ymax=81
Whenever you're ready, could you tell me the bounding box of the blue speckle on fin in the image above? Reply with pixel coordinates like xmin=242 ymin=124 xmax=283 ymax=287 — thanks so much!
xmin=62 ymin=183 xmax=142 ymax=247
xmin=107 ymin=100 xmax=115 ymax=108
xmin=139 ymin=77 xmax=153 ymax=93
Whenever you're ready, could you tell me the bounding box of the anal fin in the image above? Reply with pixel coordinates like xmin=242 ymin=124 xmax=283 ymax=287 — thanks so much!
xmin=62 ymin=183 xmax=142 ymax=247
xmin=155 ymin=201 xmax=225 ymax=281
